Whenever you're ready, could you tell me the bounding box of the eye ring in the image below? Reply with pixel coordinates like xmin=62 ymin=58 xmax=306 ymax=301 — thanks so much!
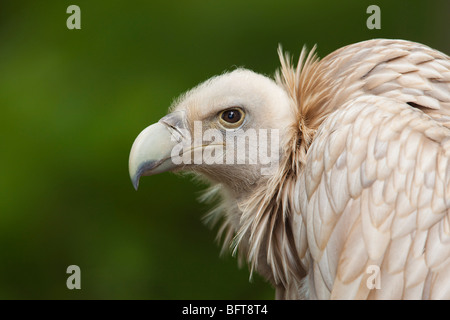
xmin=219 ymin=108 xmax=245 ymax=128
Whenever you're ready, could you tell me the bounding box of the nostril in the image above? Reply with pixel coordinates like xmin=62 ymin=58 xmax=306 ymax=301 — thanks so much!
xmin=160 ymin=111 xmax=186 ymax=129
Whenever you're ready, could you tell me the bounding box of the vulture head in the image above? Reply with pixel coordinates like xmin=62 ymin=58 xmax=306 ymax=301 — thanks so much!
xmin=129 ymin=69 xmax=295 ymax=193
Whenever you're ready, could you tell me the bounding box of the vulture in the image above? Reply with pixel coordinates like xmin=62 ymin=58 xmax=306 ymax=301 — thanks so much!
xmin=129 ymin=39 xmax=450 ymax=299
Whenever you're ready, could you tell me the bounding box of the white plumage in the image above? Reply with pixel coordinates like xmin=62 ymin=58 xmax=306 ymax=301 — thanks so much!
xmin=129 ymin=39 xmax=450 ymax=299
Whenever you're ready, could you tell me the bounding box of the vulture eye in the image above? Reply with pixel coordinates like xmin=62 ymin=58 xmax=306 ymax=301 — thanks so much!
xmin=219 ymin=108 xmax=245 ymax=128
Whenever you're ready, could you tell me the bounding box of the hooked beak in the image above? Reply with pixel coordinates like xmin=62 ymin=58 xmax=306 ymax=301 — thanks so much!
xmin=128 ymin=111 xmax=186 ymax=190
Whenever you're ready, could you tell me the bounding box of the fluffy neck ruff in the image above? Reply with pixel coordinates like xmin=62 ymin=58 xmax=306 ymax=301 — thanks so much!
xmin=201 ymin=46 xmax=334 ymax=290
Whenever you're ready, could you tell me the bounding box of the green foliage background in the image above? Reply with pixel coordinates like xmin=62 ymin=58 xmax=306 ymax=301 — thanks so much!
xmin=0 ymin=0 xmax=448 ymax=299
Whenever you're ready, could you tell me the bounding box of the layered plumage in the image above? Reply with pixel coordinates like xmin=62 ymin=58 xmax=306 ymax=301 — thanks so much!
xmin=129 ymin=39 xmax=450 ymax=299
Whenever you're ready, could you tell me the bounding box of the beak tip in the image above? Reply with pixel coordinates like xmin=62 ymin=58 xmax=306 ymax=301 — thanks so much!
xmin=130 ymin=172 xmax=140 ymax=191
xmin=132 ymin=179 xmax=139 ymax=191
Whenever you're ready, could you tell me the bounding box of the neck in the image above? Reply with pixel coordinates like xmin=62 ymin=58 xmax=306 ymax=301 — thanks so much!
xmin=200 ymin=150 xmax=306 ymax=290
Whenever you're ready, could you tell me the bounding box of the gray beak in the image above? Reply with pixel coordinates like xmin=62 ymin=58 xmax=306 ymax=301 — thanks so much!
xmin=128 ymin=111 xmax=186 ymax=190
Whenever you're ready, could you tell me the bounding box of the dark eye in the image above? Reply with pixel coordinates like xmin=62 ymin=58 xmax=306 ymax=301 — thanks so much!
xmin=219 ymin=108 xmax=245 ymax=128
xmin=222 ymin=109 xmax=241 ymax=123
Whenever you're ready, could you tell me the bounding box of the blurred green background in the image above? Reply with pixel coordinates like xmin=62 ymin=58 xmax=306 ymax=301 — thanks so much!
xmin=0 ymin=0 xmax=448 ymax=299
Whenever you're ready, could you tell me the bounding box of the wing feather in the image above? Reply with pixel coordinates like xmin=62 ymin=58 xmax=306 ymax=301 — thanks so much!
xmin=298 ymin=94 xmax=450 ymax=299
